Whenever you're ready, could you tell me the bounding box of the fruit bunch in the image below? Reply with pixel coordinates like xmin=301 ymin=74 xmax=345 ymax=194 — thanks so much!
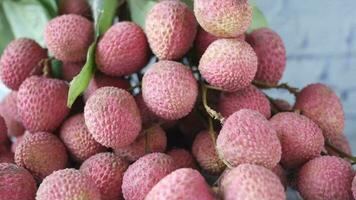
xmin=0 ymin=0 xmax=355 ymax=200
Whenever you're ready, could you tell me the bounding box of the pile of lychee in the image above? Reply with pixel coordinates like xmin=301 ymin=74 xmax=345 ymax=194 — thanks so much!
xmin=0 ymin=0 xmax=355 ymax=200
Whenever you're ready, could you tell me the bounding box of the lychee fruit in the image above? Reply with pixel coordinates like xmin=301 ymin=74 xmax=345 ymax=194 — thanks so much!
xmin=17 ymin=76 xmax=70 ymax=132
xmin=61 ymin=61 xmax=83 ymax=81
xmin=216 ymin=109 xmax=281 ymax=168
xmin=58 ymin=0 xmax=92 ymax=19
xmin=84 ymin=87 xmax=141 ymax=148
xmin=80 ymin=152 xmax=129 ymax=200
xmin=167 ymin=148 xmax=197 ymax=169
xmin=198 ymin=39 xmax=258 ymax=92
xmin=0 ymin=115 xmax=7 ymax=143
xmin=272 ymin=99 xmax=292 ymax=112
xmin=145 ymin=0 xmax=197 ymax=60
xmin=326 ymin=133 xmax=352 ymax=156
xmin=0 ymin=91 xmax=25 ymax=137
xmin=96 ymin=21 xmax=149 ymax=76
xmin=352 ymin=175 xmax=356 ymax=199
xmin=142 ymin=60 xmax=198 ymax=120
xmin=44 ymin=14 xmax=94 ymax=62
xmin=0 ymin=150 xmax=14 ymax=163
xmin=0 ymin=38 xmax=47 ymax=90
xmin=135 ymin=93 xmax=161 ymax=126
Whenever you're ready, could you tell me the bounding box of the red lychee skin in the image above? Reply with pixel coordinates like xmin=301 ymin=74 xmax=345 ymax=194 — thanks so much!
xmin=271 ymin=164 xmax=288 ymax=189
xmin=218 ymin=84 xmax=271 ymax=119
xmin=146 ymin=168 xmax=215 ymax=200
xmin=0 ymin=151 xmax=14 ymax=163
xmin=192 ymin=130 xmax=225 ymax=175
xmin=198 ymin=39 xmax=258 ymax=92
xmin=122 ymin=153 xmax=177 ymax=200
xmin=294 ymin=83 xmax=345 ymax=139
xmin=0 ymin=38 xmax=47 ymax=90
xmin=194 ymin=0 xmax=252 ymax=37
xmin=36 ymin=169 xmax=101 ymax=200
xmin=113 ymin=124 xmax=167 ymax=162
xmin=58 ymin=0 xmax=92 ymax=19
xmin=297 ymin=156 xmax=355 ymax=200
xmin=80 ymin=152 xmax=129 ymax=200
xmin=61 ymin=61 xmax=83 ymax=81
xmin=135 ymin=93 xmax=161 ymax=126
xmin=352 ymin=176 xmax=356 ymax=199
xmin=216 ymin=109 xmax=281 ymax=169
xmin=167 ymin=148 xmax=197 ymax=169
xmin=59 ymin=114 xmax=106 ymax=162
xmin=246 ymin=28 xmax=286 ymax=84
xmin=44 ymin=14 xmax=94 ymax=62
xmin=0 ymin=91 xmax=25 ymax=137
xmin=142 ymin=60 xmax=198 ymax=120
xmin=15 ymin=132 xmax=68 ymax=181
xmin=273 ymin=99 xmax=292 ymax=111
xmin=0 ymin=163 xmax=37 ymax=200
xmin=0 ymin=115 xmax=7 ymax=143
xmin=84 ymin=87 xmax=142 ymax=148
xmin=17 ymin=76 xmax=70 ymax=132
xmin=145 ymin=0 xmax=197 ymax=60
xmin=326 ymin=133 xmax=352 ymax=156
xmin=96 ymin=21 xmax=149 ymax=76
xmin=270 ymin=112 xmax=324 ymax=169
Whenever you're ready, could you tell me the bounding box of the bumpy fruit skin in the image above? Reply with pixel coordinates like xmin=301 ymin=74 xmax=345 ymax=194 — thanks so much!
xmin=192 ymin=131 xmax=225 ymax=175
xmin=0 ymin=163 xmax=37 ymax=200
xmin=96 ymin=22 xmax=149 ymax=76
xmin=58 ymin=0 xmax=92 ymax=19
xmin=135 ymin=93 xmax=160 ymax=126
xmin=114 ymin=124 xmax=167 ymax=162
xmin=167 ymin=148 xmax=197 ymax=169
xmin=294 ymin=83 xmax=345 ymax=138
xmin=298 ymin=156 xmax=355 ymax=200
xmin=218 ymin=85 xmax=271 ymax=119
xmin=80 ymin=152 xmax=129 ymax=200
xmin=44 ymin=14 xmax=94 ymax=62
xmin=270 ymin=112 xmax=324 ymax=169
xmin=60 ymin=114 xmax=106 ymax=162
xmin=122 ymin=153 xmax=176 ymax=200
xmin=142 ymin=61 xmax=198 ymax=120
xmin=15 ymin=132 xmax=68 ymax=181
xmin=0 ymin=91 xmax=25 ymax=137
xmin=0 ymin=38 xmax=47 ymax=90
xmin=17 ymin=76 xmax=70 ymax=132
xmin=199 ymin=39 xmax=258 ymax=92
xmin=194 ymin=0 xmax=252 ymax=37
xmin=246 ymin=28 xmax=286 ymax=84
xmin=326 ymin=133 xmax=352 ymax=156
xmin=0 ymin=115 xmax=7 ymax=143
xmin=61 ymin=61 xmax=83 ymax=81
xmin=273 ymin=99 xmax=292 ymax=111
xmin=216 ymin=109 xmax=281 ymax=168
xmin=220 ymin=164 xmax=286 ymax=200
xmin=145 ymin=0 xmax=197 ymax=60
xmin=36 ymin=169 xmax=101 ymax=200
xmin=146 ymin=168 xmax=215 ymax=200
xmin=352 ymin=176 xmax=356 ymax=199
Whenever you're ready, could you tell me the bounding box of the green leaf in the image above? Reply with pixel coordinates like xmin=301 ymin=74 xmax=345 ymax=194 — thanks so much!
xmin=181 ymin=0 xmax=193 ymax=10
xmin=37 ymin=0 xmax=58 ymax=17
xmin=0 ymin=3 xmax=14 ymax=54
xmin=91 ymin=0 xmax=120 ymax=35
xmin=50 ymin=59 xmax=63 ymax=79
xmin=248 ymin=4 xmax=269 ymax=32
xmin=127 ymin=0 xmax=156 ymax=28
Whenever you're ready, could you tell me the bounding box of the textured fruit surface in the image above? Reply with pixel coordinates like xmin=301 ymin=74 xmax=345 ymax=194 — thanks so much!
xmin=60 ymin=114 xmax=106 ymax=162
xmin=0 ymin=163 xmax=37 ymax=200
xmin=84 ymin=87 xmax=141 ymax=148
xmin=0 ymin=91 xmax=25 ymax=137
xmin=326 ymin=133 xmax=352 ymax=156
xmin=298 ymin=156 xmax=354 ymax=200
xmin=15 ymin=132 xmax=68 ymax=181
xmin=199 ymin=39 xmax=257 ymax=92
xmin=216 ymin=109 xmax=281 ymax=168
xmin=135 ymin=93 xmax=160 ymax=126
xmin=58 ymin=0 xmax=92 ymax=18
xmin=96 ymin=21 xmax=148 ymax=76
xmin=146 ymin=168 xmax=214 ymax=200
xmin=270 ymin=112 xmax=324 ymax=169
xmin=0 ymin=115 xmax=7 ymax=143
xmin=36 ymin=168 xmax=101 ymax=200
xmin=80 ymin=152 xmax=129 ymax=200
xmin=0 ymin=38 xmax=47 ymax=90
xmin=218 ymin=85 xmax=271 ymax=118
xmin=122 ymin=153 xmax=176 ymax=200
xmin=194 ymin=0 xmax=252 ymax=37
xmin=17 ymin=76 xmax=70 ymax=132
xmin=295 ymin=83 xmax=345 ymax=138
xmin=167 ymin=148 xmax=197 ymax=169
xmin=352 ymin=176 xmax=356 ymax=199
xmin=246 ymin=28 xmax=286 ymax=84
xmin=273 ymin=99 xmax=292 ymax=111
xmin=192 ymin=130 xmax=225 ymax=175
xmin=61 ymin=61 xmax=83 ymax=81
xmin=145 ymin=0 xmax=197 ymax=60
xmin=44 ymin=14 xmax=93 ymax=62
xmin=142 ymin=60 xmax=198 ymax=120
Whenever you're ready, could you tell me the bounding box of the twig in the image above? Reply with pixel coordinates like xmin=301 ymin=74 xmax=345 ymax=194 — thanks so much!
xmin=253 ymin=80 xmax=299 ymax=96
xmin=207 ymin=117 xmax=217 ymax=145
xmin=201 ymin=83 xmax=225 ymax=123
xmin=325 ymin=140 xmax=356 ymax=165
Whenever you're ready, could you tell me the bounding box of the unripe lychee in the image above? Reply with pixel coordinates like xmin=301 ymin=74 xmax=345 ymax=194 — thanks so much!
xmin=44 ymin=14 xmax=94 ymax=62
xmin=0 ymin=91 xmax=25 ymax=137
xmin=17 ymin=76 xmax=70 ymax=132
xmin=145 ymin=0 xmax=197 ymax=60
xmin=0 ymin=38 xmax=47 ymax=90
xmin=96 ymin=21 xmax=149 ymax=76
xmin=194 ymin=0 xmax=252 ymax=37
xmin=294 ymin=83 xmax=345 ymax=138
xmin=142 ymin=60 xmax=198 ymax=120
xmin=61 ymin=61 xmax=83 ymax=81
xmin=216 ymin=109 xmax=281 ymax=168
xmin=146 ymin=168 xmax=215 ymax=200
xmin=58 ymin=0 xmax=92 ymax=19
xmin=122 ymin=153 xmax=176 ymax=200
xmin=297 ymin=156 xmax=354 ymax=200
xmin=167 ymin=148 xmax=197 ymax=169
xmin=326 ymin=133 xmax=352 ymax=156
xmin=246 ymin=28 xmax=286 ymax=84
xmin=199 ymin=39 xmax=258 ymax=92
xmin=80 ymin=152 xmax=129 ymax=200
xmin=36 ymin=169 xmax=101 ymax=200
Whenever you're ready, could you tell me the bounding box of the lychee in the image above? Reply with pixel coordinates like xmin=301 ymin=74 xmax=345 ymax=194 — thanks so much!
xmin=58 ymin=0 xmax=92 ymax=19
xmin=61 ymin=61 xmax=83 ymax=81
xmin=135 ymin=93 xmax=160 ymax=126
xmin=272 ymin=99 xmax=292 ymax=111
xmin=352 ymin=175 xmax=356 ymax=199
xmin=167 ymin=148 xmax=197 ymax=169
xmin=0 ymin=115 xmax=7 ymax=143
xmin=0 ymin=91 xmax=25 ymax=137
xmin=326 ymin=133 xmax=352 ymax=156
xmin=0 ymin=150 xmax=14 ymax=163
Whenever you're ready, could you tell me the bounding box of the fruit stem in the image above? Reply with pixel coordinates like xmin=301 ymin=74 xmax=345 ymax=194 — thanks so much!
xmin=201 ymin=83 xmax=225 ymax=124
xmin=325 ymin=140 xmax=356 ymax=165
xmin=208 ymin=117 xmax=217 ymax=145
xmin=253 ymin=80 xmax=299 ymax=96
xmin=204 ymin=84 xmax=224 ymax=91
